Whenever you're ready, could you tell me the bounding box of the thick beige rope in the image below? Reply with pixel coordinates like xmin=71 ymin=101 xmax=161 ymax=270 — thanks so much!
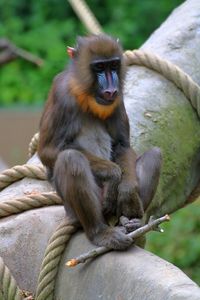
xmin=68 ymin=0 xmax=103 ymax=35
xmin=0 ymin=192 xmax=62 ymax=218
xmin=0 ymin=257 xmax=23 ymax=300
xmin=0 ymin=190 xmax=62 ymax=300
xmin=35 ymin=220 xmax=78 ymax=300
xmin=0 ymin=164 xmax=46 ymax=191
xmin=124 ymin=50 xmax=200 ymax=116
xmin=28 ymin=133 xmax=39 ymax=158
xmin=28 ymin=132 xmax=39 ymax=158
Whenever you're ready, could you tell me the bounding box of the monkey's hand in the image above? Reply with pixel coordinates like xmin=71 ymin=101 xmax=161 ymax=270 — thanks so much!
xmin=91 ymin=225 xmax=132 ymax=250
xmin=117 ymin=180 xmax=144 ymax=232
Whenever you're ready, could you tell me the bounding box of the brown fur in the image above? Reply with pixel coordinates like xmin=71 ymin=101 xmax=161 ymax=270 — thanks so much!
xmin=38 ymin=34 xmax=162 ymax=250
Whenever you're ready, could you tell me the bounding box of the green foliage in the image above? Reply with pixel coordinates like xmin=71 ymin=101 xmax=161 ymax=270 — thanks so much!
xmin=0 ymin=0 xmax=183 ymax=106
xmin=146 ymin=199 xmax=200 ymax=285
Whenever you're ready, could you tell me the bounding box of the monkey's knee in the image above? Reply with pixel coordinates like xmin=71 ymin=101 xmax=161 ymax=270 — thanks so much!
xmin=53 ymin=149 xmax=92 ymax=199
xmin=55 ymin=149 xmax=90 ymax=178
xmin=136 ymin=147 xmax=162 ymax=176
xmin=148 ymin=147 xmax=162 ymax=166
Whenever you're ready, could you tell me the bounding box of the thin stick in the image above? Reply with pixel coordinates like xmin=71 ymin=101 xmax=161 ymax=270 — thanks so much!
xmin=66 ymin=214 xmax=170 ymax=267
xmin=15 ymin=47 xmax=44 ymax=67
xmin=0 ymin=38 xmax=44 ymax=67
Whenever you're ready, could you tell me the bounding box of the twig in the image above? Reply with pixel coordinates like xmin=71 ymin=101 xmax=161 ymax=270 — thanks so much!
xmin=0 ymin=38 xmax=44 ymax=67
xmin=15 ymin=47 xmax=44 ymax=67
xmin=66 ymin=214 xmax=170 ymax=267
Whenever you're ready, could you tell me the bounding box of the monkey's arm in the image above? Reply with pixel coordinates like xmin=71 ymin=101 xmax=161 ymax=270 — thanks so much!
xmin=110 ymin=106 xmax=144 ymax=221
xmin=38 ymin=72 xmax=82 ymax=172
xmin=115 ymin=146 xmax=144 ymax=219
xmin=115 ymin=147 xmax=137 ymax=184
xmin=38 ymin=95 xmax=60 ymax=171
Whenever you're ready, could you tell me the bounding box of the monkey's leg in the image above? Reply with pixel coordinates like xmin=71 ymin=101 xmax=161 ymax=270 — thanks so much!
xmin=120 ymin=147 xmax=162 ymax=232
xmin=53 ymin=149 xmax=132 ymax=250
xmin=136 ymin=147 xmax=162 ymax=211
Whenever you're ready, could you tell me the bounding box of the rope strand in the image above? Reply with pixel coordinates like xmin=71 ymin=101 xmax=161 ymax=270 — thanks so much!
xmin=35 ymin=221 xmax=78 ymax=300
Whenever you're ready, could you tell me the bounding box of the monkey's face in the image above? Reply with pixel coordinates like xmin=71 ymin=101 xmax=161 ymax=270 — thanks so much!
xmin=90 ymin=57 xmax=121 ymax=106
xmin=69 ymin=35 xmax=126 ymax=118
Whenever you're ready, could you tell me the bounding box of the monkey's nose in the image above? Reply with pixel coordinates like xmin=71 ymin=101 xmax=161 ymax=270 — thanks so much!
xmin=103 ymin=89 xmax=118 ymax=101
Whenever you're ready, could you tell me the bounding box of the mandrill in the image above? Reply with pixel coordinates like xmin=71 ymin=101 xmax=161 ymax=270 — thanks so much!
xmin=38 ymin=34 xmax=162 ymax=250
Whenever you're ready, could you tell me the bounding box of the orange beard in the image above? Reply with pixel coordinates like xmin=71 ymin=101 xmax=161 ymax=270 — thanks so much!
xmin=68 ymin=78 xmax=119 ymax=120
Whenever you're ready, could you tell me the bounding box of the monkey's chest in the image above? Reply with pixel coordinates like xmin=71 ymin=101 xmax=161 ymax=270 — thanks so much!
xmin=76 ymin=121 xmax=112 ymax=160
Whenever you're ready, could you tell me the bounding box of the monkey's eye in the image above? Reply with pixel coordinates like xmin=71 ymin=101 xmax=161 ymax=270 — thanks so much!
xmin=110 ymin=60 xmax=120 ymax=70
xmin=93 ymin=62 xmax=105 ymax=72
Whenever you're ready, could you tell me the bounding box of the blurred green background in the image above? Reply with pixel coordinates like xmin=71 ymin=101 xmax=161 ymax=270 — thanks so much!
xmin=146 ymin=198 xmax=200 ymax=286
xmin=1 ymin=0 xmax=200 ymax=287
xmin=0 ymin=0 xmax=184 ymax=107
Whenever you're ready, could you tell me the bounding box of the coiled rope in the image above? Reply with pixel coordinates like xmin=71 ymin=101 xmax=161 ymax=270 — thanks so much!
xmin=0 ymin=0 xmax=200 ymax=299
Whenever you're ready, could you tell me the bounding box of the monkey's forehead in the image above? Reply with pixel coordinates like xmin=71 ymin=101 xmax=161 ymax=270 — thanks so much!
xmin=77 ymin=34 xmax=123 ymax=58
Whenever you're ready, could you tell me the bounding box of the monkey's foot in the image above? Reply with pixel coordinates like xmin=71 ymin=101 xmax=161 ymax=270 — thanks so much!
xmin=119 ymin=216 xmax=143 ymax=233
xmin=91 ymin=226 xmax=132 ymax=250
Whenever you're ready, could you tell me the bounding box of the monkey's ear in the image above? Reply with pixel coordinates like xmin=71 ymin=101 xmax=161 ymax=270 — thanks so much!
xmin=67 ymin=46 xmax=76 ymax=59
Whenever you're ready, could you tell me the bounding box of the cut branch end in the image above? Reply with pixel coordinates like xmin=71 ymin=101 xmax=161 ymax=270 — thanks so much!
xmin=66 ymin=258 xmax=78 ymax=267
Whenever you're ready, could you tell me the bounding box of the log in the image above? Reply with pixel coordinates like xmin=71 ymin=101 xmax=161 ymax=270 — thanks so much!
xmin=124 ymin=0 xmax=200 ymax=219
xmin=0 ymin=0 xmax=200 ymax=299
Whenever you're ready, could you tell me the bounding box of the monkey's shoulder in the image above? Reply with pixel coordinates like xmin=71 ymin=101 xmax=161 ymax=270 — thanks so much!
xmin=53 ymin=70 xmax=68 ymax=85
xmin=50 ymin=71 xmax=79 ymax=113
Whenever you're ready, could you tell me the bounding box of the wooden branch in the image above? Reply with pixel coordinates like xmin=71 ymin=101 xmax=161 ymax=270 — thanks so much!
xmin=66 ymin=214 xmax=170 ymax=267
xmin=0 ymin=38 xmax=44 ymax=67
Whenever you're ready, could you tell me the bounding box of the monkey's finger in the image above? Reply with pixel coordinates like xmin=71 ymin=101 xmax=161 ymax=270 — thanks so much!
xmin=124 ymin=218 xmax=143 ymax=233
xmin=116 ymin=225 xmax=127 ymax=234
